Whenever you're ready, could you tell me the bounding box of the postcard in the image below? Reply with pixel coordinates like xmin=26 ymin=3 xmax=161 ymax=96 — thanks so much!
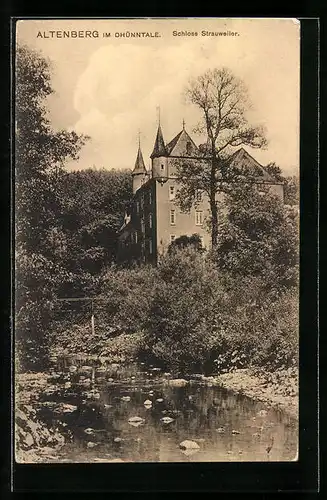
xmin=14 ymin=18 xmax=300 ymax=464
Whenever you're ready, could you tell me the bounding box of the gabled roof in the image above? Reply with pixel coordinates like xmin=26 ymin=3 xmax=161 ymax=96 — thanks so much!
xmin=226 ymin=148 xmax=276 ymax=182
xmin=166 ymin=129 xmax=200 ymax=157
xmin=133 ymin=146 xmax=147 ymax=174
xmin=150 ymin=124 xmax=167 ymax=158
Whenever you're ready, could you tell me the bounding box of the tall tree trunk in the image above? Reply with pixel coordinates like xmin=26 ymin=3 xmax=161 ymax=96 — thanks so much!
xmin=210 ymin=143 xmax=218 ymax=247
xmin=210 ymin=193 xmax=218 ymax=247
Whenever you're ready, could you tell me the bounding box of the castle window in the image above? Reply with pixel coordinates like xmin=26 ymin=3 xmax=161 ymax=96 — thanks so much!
xmin=169 ymin=185 xmax=175 ymax=200
xmin=149 ymin=213 xmax=152 ymax=229
xmin=196 ymin=189 xmax=203 ymax=202
xmin=161 ymin=164 xmax=164 ymax=170
xmin=136 ymin=201 xmax=139 ymax=213
xmin=141 ymin=219 xmax=145 ymax=233
xmin=170 ymin=235 xmax=176 ymax=243
xmin=149 ymin=191 xmax=152 ymax=204
xmin=195 ymin=210 xmax=203 ymax=226
xmin=135 ymin=231 xmax=138 ymax=244
xmin=170 ymin=210 xmax=176 ymax=225
xmin=149 ymin=239 xmax=153 ymax=254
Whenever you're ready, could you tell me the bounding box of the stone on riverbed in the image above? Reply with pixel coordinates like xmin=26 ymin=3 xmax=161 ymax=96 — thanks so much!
xmin=257 ymin=409 xmax=268 ymax=417
xmin=86 ymin=441 xmax=98 ymax=448
xmin=121 ymin=396 xmax=131 ymax=402
xmin=80 ymin=366 xmax=93 ymax=374
xmin=53 ymin=403 xmax=78 ymax=414
xmin=179 ymin=440 xmax=200 ymax=455
xmin=84 ymin=428 xmax=95 ymax=435
xmin=144 ymin=399 xmax=152 ymax=408
xmin=168 ymin=379 xmax=188 ymax=387
xmin=160 ymin=417 xmax=174 ymax=424
xmin=85 ymin=390 xmax=101 ymax=400
xmin=128 ymin=416 xmax=145 ymax=427
xmin=96 ymin=367 xmax=107 ymax=374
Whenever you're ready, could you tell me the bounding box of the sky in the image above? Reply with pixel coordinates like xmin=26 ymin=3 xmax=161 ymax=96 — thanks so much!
xmin=17 ymin=18 xmax=300 ymax=175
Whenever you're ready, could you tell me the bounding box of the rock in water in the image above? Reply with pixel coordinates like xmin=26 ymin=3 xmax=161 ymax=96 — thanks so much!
xmin=53 ymin=403 xmax=77 ymax=414
xmin=84 ymin=428 xmax=95 ymax=435
xmin=121 ymin=396 xmax=131 ymax=402
xmin=144 ymin=399 xmax=152 ymax=408
xmin=179 ymin=440 xmax=200 ymax=450
xmin=160 ymin=417 xmax=174 ymax=424
xmin=257 ymin=409 xmax=268 ymax=417
xmin=96 ymin=367 xmax=106 ymax=374
xmin=128 ymin=416 xmax=145 ymax=427
xmin=80 ymin=365 xmax=93 ymax=374
xmin=156 ymin=398 xmax=164 ymax=403
xmin=87 ymin=441 xmax=98 ymax=448
xmin=168 ymin=379 xmax=188 ymax=387
xmin=179 ymin=440 xmax=201 ymax=455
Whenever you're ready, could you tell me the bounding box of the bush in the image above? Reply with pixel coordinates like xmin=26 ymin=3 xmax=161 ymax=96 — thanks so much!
xmin=209 ymin=282 xmax=299 ymax=372
xmin=50 ymin=246 xmax=298 ymax=376
xmin=144 ymin=247 xmax=224 ymax=373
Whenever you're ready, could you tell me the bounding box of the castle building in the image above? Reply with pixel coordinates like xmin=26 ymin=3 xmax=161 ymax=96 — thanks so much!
xmin=117 ymin=122 xmax=284 ymax=265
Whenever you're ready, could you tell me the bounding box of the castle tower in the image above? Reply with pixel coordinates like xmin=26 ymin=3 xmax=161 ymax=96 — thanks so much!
xmin=150 ymin=124 xmax=168 ymax=180
xmin=132 ymin=141 xmax=147 ymax=194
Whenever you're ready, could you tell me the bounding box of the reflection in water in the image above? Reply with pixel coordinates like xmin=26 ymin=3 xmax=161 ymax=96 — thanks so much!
xmin=38 ymin=361 xmax=298 ymax=462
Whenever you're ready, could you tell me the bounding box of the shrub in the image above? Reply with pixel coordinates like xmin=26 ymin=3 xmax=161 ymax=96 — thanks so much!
xmin=144 ymin=247 xmax=225 ymax=373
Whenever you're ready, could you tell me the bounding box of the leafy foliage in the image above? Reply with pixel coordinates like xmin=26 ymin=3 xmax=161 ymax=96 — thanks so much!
xmin=59 ymin=168 xmax=132 ymax=270
xmin=265 ymin=162 xmax=299 ymax=206
xmin=168 ymin=233 xmax=203 ymax=254
xmin=15 ymin=45 xmax=89 ymax=370
xmin=213 ymin=184 xmax=299 ymax=290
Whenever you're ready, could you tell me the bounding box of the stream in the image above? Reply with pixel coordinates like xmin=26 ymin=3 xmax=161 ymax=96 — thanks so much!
xmin=35 ymin=359 xmax=298 ymax=462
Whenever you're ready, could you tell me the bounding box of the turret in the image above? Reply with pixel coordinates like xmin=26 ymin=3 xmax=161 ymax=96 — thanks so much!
xmin=132 ymin=144 xmax=147 ymax=194
xmin=151 ymin=124 xmax=168 ymax=180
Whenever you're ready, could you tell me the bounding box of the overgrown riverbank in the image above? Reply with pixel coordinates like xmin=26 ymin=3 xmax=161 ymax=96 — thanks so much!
xmin=49 ymin=325 xmax=298 ymax=420
xmin=15 ymin=373 xmax=69 ymax=462
xmin=204 ymin=368 xmax=298 ymax=419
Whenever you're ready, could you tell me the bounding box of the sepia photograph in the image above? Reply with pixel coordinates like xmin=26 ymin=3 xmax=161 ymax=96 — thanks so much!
xmin=14 ymin=18 xmax=300 ymax=464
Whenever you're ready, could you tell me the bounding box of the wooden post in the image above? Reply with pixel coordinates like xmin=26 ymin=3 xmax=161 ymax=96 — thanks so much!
xmin=91 ymin=299 xmax=95 ymax=336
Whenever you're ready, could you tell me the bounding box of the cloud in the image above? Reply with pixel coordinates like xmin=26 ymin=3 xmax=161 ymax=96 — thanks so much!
xmin=67 ymin=25 xmax=299 ymax=174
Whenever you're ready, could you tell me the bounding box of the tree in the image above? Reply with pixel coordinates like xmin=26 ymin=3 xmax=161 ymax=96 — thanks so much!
xmin=214 ymin=183 xmax=299 ymax=290
xmin=265 ymin=162 xmax=299 ymax=206
xmin=168 ymin=233 xmax=203 ymax=254
xmin=58 ymin=168 xmax=133 ymax=270
xmin=15 ymin=45 xmax=88 ymax=369
xmin=15 ymin=45 xmax=88 ymax=252
xmin=176 ymin=68 xmax=267 ymax=246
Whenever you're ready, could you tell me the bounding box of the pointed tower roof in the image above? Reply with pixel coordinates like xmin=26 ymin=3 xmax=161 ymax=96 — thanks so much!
xmin=166 ymin=128 xmax=200 ymax=157
xmin=133 ymin=145 xmax=147 ymax=175
xmin=150 ymin=124 xmax=167 ymax=158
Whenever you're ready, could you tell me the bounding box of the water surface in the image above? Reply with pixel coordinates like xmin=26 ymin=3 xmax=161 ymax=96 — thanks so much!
xmin=38 ymin=361 xmax=298 ymax=462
